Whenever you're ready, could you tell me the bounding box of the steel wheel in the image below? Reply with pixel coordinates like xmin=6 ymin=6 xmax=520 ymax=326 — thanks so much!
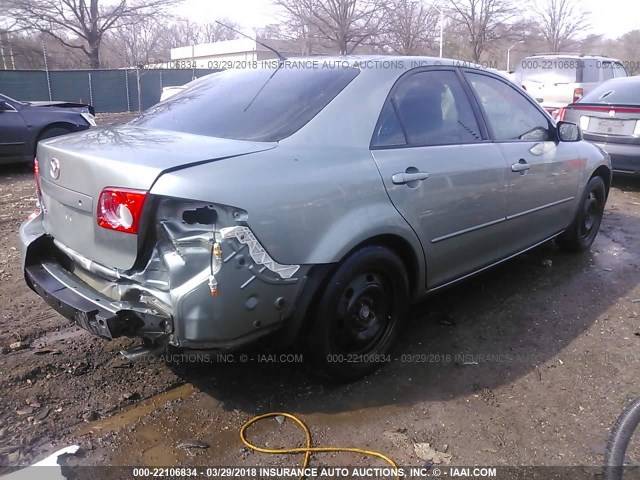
xmin=310 ymin=245 xmax=409 ymax=381
xmin=580 ymin=191 xmax=599 ymax=239
xmin=557 ymin=175 xmax=606 ymax=252
xmin=332 ymin=272 xmax=394 ymax=355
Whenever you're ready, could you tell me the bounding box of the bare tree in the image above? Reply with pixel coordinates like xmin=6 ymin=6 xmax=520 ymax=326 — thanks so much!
xmin=108 ymin=18 xmax=166 ymax=66
xmin=274 ymin=0 xmax=318 ymax=54
xmin=446 ymin=0 xmax=516 ymax=62
xmin=383 ymin=0 xmax=439 ymax=55
xmin=255 ymin=24 xmax=287 ymax=40
xmin=199 ymin=20 xmax=240 ymax=43
xmin=163 ymin=18 xmax=203 ymax=49
xmin=534 ymin=0 xmax=589 ymax=52
xmin=610 ymin=30 xmax=640 ymax=75
xmin=276 ymin=0 xmax=386 ymax=55
xmin=3 ymin=0 xmax=181 ymax=68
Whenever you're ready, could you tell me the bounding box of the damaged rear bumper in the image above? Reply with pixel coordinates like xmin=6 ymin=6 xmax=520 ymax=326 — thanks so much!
xmin=19 ymin=199 xmax=312 ymax=350
xmin=25 ymin=261 xmax=168 ymax=340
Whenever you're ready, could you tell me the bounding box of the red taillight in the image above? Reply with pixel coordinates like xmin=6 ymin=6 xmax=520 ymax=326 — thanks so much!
xmin=556 ymin=107 xmax=566 ymax=122
xmin=34 ymin=157 xmax=42 ymax=197
xmin=97 ymin=187 xmax=147 ymax=234
xmin=573 ymin=88 xmax=584 ymax=103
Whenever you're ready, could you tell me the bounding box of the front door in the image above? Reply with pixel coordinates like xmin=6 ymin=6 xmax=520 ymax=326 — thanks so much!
xmin=463 ymin=71 xmax=582 ymax=251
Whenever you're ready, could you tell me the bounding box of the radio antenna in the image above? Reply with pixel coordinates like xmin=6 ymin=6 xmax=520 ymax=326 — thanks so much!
xmin=214 ymin=21 xmax=287 ymax=63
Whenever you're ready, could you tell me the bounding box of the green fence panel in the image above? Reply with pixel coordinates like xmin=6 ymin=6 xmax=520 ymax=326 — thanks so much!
xmin=90 ymin=70 xmax=130 ymax=113
xmin=0 ymin=69 xmax=220 ymax=112
xmin=49 ymin=70 xmax=92 ymax=105
xmin=0 ymin=70 xmax=50 ymax=101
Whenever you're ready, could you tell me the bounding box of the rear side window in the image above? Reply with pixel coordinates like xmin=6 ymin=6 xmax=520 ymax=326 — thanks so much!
xmin=372 ymin=69 xmax=481 ymax=148
xmin=467 ymin=72 xmax=551 ymax=142
xmin=613 ymin=63 xmax=627 ymax=78
xmin=581 ymin=60 xmax=600 ymax=83
xmin=130 ymin=67 xmax=359 ymax=142
xmin=600 ymin=62 xmax=615 ymax=82
xmin=580 ymin=79 xmax=640 ymax=105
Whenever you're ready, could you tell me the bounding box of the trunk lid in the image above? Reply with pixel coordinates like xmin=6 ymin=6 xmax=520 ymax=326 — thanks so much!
xmin=564 ymin=104 xmax=640 ymax=145
xmin=37 ymin=125 xmax=276 ymax=270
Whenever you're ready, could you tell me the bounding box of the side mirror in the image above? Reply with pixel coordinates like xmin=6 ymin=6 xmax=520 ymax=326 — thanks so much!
xmin=557 ymin=121 xmax=582 ymax=142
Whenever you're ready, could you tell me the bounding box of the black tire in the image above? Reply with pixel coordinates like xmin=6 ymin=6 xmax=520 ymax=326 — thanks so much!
xmin=604 ymin=396 xmax=640 ymax=480
xmin=309 ymin=246 xmax=409 ymax=382
xmin=556 ymin=176 xmax=606 ymax=252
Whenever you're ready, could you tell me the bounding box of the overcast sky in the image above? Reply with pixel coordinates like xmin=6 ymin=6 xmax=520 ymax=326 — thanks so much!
xmin=178 ymin=0 xmax=638 ymax=40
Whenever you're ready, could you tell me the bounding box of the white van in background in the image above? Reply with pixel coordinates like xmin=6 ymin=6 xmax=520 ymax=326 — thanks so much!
xmin=514 ymin=54 xmax=628 ymax=118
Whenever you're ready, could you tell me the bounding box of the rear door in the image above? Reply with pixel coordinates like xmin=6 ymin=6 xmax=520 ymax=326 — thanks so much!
xmin=0 ymin=98 xmax=28 ymax=162
xmin=370 ymin=68 xmax=509 ymax=288
xmin=463 ymin=70 xmax=581 ymax=251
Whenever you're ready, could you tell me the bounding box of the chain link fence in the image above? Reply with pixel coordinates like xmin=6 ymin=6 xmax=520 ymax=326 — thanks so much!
xmin=0 ymin=68 xmax=220 ymax=112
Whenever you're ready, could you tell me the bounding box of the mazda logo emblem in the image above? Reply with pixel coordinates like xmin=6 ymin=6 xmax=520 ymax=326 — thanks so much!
xmin=50 ymin=158 xmax=60 ymax=180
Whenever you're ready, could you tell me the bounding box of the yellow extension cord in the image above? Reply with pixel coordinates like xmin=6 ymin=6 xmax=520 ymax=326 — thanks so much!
xmin=240 ymin=412 xmax=400 ymax=480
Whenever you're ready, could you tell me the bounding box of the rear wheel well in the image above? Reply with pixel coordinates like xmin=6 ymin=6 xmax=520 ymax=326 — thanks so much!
xmin=590 ymin=165 xmax=611 ymax=198
xmin=285 ymin=234 xmax=421 ymax=346
xmin=351 ymin=234 xmax=420 ymax=299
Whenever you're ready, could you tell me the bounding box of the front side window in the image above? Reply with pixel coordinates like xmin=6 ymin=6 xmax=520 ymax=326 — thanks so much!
xmin=130 ymin=67 xmax=359 ymax=142
xmin=467 ymin=73 xmax=551 ymax=142
xmin=372 ymin=69 xmax=482 ymax=148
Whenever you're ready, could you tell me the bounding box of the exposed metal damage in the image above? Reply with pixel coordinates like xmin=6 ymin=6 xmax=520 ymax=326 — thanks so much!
xmin=220 ymin=226 xmax=301 ymax=279
xmin=24 ymin=197 xmax=307 ymax=351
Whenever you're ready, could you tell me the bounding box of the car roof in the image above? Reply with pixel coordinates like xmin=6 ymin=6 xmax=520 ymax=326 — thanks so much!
xmin=278 ymin=55 xmax=498 ymax=72
xmin=524 ymin=53 xmax=622 ymax=61
xmin=276 ymin=55 xmax=504 ymax=77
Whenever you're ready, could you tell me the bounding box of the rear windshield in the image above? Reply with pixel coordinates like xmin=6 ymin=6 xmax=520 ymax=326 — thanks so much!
xmin=580 ymin=78 xmax=640 ymax=105
xmin=130 ymin=67 xmax=360 ymax=142
xmin=517 ymin=57 xmax=578 ymax=83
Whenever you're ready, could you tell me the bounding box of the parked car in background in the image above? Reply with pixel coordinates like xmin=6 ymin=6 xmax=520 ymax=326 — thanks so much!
xmin=560 ymin=76 xmax=640 ymax=176
xmin=159 ymin=85 xmax=186 ymax=102
xmin=20 ymin=57 xmax=611 ymax=380
xmin=0 ymin=93 xmax=95 ymax=165
xmin=514 ymin=54 xmax=628 ymax=118
xmin=496 ymin=70 xmax=517 ymax=83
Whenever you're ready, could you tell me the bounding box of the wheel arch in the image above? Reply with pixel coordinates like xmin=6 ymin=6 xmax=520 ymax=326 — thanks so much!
xmin=351 ymin=234 xmax=421 ymax=300
xmin=280 ymin=232 xmax=425 ymax=347
xmin=32 ymin=122 xmax=78 ymax=155
xmin=590 ymin=164 xmax=612 ymax=198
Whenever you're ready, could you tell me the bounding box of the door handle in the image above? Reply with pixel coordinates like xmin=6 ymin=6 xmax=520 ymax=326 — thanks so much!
xmin=392 ymin=171 xmax=429 ymax=185
xmin=511 ymin=159 xmax=530 ymax=173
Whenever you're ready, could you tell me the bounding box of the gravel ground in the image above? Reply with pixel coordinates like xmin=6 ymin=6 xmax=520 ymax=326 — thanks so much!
xmin=1 ymin=117 xmax=639 ymax=475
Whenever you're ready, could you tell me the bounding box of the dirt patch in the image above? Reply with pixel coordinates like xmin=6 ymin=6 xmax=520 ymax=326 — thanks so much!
xmin=1 ymin=136 xmax=639 ymax=472
xmin=95 ymin=112 xmax=138 ymax=125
